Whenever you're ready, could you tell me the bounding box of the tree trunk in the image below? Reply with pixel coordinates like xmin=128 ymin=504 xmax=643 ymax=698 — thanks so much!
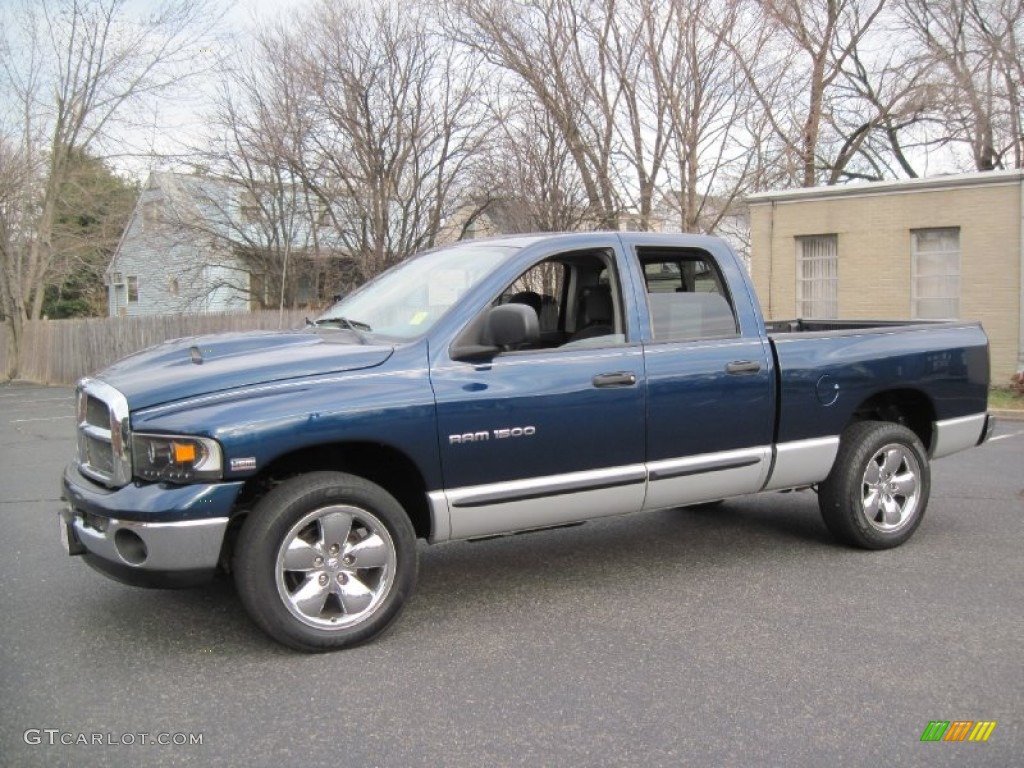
xmin=2 ymin=315 xmax=22 ymax=380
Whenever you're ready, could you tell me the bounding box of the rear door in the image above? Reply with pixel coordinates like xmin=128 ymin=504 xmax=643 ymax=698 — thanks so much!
xmin=623 ymin=240 xmax=775 ymax=510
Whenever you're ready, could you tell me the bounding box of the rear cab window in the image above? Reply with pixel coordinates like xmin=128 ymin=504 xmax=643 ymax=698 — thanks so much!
xmin=635 ymin=248 xmax=739 ymax=342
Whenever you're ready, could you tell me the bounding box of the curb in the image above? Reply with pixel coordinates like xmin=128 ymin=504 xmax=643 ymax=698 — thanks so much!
xmin=989 ymin=408 xmax=1024 ymax=422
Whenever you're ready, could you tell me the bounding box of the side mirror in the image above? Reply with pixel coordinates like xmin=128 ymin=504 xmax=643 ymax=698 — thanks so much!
xmin=450 ymin=303 xmax=540 ymax=362
xmin=487 ymin=303 xmax=539 ymax=349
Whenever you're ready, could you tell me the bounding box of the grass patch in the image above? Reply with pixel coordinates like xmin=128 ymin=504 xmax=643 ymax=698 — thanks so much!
xmin=989 ymin=387 xmax=1024 ymax=410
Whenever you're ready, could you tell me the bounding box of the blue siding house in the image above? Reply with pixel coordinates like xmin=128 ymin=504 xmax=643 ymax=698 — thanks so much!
xmin=107 ymin=172 xmax=352 ymax=316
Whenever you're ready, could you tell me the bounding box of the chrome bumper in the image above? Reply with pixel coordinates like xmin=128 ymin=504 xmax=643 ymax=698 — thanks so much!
xmin=931 ymin=412 xmax=991 ymax=459
xmin=60 ymin=508 xmax=229 ymax=572
xmin=979 ymin=413 xmax=997 ymax=445
xmin=60 ymin=462 xmax=244 ymax=585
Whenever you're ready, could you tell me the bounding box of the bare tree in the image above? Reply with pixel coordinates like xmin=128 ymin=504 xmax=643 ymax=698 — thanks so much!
xmin=823 ymin=42 xmax=936 ymax=181
xmin=0 ymin=0 xmax=219 ymax=378
xmin=264 ymin=0 xmax=492 ymax=277
xmin=471 ymin=97 xmax=592 ymax=234
xmin=450 ymin=0 xmax=795 ymax=235
xmin=899 ymin=0 xmax=1024 ymax=170
xmin=449 ymin=0 xmax=677 ymax=229
xmin=0 ymin=137 xmax=34 ymax=370
xmin=731 ymin=0 xmax=888 ymax=187
xmin=647 ymin=0 xmax=761 ymax=232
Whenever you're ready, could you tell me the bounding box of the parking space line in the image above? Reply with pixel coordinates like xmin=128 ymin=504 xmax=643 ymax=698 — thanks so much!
xmin=11 ymin=416 xmax=74 ymax=423
xmin=0 ymin=399 xmax=74 ymax=411
xmin=989 ymin=431 xmax=1023 ymax=442
xmin=0 ymin=392 xmax=69 ymax=398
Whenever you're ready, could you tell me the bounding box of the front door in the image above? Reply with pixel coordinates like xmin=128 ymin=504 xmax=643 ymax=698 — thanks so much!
xmin=430 ymin=243 xmax=647 ymax=539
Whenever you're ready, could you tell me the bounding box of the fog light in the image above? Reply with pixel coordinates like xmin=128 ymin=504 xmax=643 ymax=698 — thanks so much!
xmin=114 ymin=528 xmax=148 ymax=565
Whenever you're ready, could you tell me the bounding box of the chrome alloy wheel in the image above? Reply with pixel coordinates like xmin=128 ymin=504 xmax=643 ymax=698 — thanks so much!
xmin=860 ymin=443 xmax=921 ymax=533
xmin=274 ymin=505 xmax=397 ymax=630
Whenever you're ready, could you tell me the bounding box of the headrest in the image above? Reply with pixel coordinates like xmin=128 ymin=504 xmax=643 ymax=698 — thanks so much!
xmin=582 ymin=287 xmax=612 ymax=323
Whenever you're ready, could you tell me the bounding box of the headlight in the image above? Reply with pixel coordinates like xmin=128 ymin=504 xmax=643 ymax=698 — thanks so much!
xmin=132 ymin=434 xmax=223 ymax=483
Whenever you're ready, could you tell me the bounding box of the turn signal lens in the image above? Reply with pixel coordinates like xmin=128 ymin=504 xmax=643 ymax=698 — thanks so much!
xmin=172 ymin=442 xmax=197 ymax=463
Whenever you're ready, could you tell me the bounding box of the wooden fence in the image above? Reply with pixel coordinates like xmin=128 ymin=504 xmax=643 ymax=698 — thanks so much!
xmin=2 ymin=310 xmax=309 ymax=385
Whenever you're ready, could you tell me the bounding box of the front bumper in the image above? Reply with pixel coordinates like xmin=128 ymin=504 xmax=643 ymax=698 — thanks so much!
xmin=60 ymin=463 xmax=244 ymax=588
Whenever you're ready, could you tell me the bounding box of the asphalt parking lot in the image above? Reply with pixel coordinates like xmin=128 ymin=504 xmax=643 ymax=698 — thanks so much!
xmin=0 ymin=380 xmax=1021 ymax=767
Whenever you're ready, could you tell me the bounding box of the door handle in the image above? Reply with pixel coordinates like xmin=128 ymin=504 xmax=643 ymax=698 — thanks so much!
xmin=725 ymin=360 xmax=762 ymax=375
xmin=593 ymin=371 xmax=637 ymax=388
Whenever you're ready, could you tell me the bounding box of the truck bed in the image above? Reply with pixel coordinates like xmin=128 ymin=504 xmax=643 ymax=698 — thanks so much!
xmin=765 ymin=318 xmax=944 ymax=335
xmin=765 ymin=318 xmax=990 ymax=449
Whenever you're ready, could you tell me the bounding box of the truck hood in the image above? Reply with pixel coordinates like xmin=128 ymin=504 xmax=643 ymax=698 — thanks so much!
xmin=96 ymin=330 xmax=394 ymax=410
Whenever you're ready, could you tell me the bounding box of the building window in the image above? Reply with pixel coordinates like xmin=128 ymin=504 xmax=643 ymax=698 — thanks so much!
xmin=240 ymin=189 xmax=260 ymax=224
xmin=912 ymin=227 xmax=960 ymax=319
xmin=796 ymin=234 xmax=838 ymax=319
xmin=127 ymin=276 xmax=139 ymax=304
xmin=143 ymin=200 xmax=162 ymax=232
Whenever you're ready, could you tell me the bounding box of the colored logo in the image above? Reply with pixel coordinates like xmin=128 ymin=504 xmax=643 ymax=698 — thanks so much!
xmin=920 ymin=721 xmax=997 ymax=742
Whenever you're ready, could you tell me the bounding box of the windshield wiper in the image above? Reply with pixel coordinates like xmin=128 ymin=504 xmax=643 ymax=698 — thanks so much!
xmin=313 ymin=316 xmax=372 ymax=344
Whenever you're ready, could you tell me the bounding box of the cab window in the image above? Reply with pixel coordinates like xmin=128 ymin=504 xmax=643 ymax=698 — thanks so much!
xmin=638 ymin=248 xmax=738 ymax=341
xmin=456 ymin=248 xmax=628 ymax=354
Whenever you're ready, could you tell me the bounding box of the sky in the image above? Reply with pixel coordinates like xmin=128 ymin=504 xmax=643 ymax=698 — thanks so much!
xmin=113 ymin=0 xmax=286 ymax=182
xmin=0 ymin=0 xmax=290 ymax=183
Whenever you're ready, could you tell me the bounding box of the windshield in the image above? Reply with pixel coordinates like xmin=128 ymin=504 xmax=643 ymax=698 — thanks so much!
xmin=316 ymin=243 xmax=518 ymax=340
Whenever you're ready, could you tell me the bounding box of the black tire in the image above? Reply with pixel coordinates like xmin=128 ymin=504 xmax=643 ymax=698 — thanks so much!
xmin=819 ymin=421 xmax=931 ymax=550
xmin=234 ymin=471 xmax=417 ymax=652
xmin=682 ymin=499 xmax=725 ymax=510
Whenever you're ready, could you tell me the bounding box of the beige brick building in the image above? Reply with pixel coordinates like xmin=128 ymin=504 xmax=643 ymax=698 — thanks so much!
xmin=748 ymin=170 xmax=1024 ymax=384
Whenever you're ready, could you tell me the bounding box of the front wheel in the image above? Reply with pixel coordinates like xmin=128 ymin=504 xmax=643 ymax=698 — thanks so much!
xmin=234 ymin=472 xmax=417 ymax=651
xmin=818 ymin=421 xmax=931 ymax=550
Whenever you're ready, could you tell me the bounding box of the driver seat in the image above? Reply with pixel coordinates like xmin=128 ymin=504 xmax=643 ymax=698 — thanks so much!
xmin=569 ymin=286 xmax=614 ymax=341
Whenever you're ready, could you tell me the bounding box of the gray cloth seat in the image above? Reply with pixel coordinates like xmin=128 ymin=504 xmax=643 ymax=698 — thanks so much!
xmin=648 ymin=292 xmax=737 ymax=340
xmin=570 ymin=286 xmax=614 ymax=341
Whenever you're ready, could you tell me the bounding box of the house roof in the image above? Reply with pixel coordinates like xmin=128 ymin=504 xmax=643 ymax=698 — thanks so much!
xmin=747 ymin=169 xmax=1024 ymax=205
xmin=143 ymin=171 xmax=243 ymax=241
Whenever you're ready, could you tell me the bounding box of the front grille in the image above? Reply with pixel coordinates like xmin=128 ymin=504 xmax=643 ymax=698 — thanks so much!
xmin=84 ymin=433 xmax=115 ymax=474
xmin=85 ymin=395 xmax=109 ymax=429
xmin=76 ymin=379 xmax=132 ymax=488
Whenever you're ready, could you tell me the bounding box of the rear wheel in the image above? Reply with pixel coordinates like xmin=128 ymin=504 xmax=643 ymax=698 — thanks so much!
xmin=234 ymin=471 xmax=417 ymax=651
xmin=819 ymin=421 xmax=930 ymax=549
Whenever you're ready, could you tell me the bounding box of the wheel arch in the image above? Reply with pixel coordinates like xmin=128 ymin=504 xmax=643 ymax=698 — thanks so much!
xmin=221 ymin=441 xmax=433 ymax=571
xmin=845 ymin=388 xmax=936 ymax=452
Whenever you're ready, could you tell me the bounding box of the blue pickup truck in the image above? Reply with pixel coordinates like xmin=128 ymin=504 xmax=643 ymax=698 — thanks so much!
xmin=60 ymin=233 xmax=993 ymax=651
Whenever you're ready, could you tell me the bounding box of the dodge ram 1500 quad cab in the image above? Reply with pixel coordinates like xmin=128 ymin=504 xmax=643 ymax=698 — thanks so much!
xmin=60 ymin=233 xmax=994 ymax=651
